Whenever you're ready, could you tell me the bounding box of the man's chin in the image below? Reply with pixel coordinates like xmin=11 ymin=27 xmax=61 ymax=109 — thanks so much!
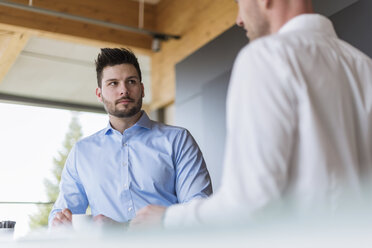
xmin=111 ymin=108 xmax=141 ymax=118
xmin=113 ymin=112 xmax=134 ymax=118
xmin=115 ymin=102 xmax=133 ymax=108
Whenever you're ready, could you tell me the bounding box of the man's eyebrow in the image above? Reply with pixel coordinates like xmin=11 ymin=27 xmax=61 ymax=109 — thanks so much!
xmin=126 ymin=76 xmax=140 ymax=80
xmin=104 ymin=76 xmax=139 ymax=82
xmin=105 ymin=78 xmax=118 ymax=82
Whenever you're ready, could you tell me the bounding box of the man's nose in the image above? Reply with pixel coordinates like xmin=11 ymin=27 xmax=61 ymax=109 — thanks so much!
xmin=119 ymin=83 xmax=129 ymax=96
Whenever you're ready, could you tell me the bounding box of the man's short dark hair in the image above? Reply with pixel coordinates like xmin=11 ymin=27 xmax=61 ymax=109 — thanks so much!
xmin=95 ymin=48 xmax=142 ymax=88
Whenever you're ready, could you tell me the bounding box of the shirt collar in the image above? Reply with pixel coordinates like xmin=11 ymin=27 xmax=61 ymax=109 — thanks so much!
xmin=134 ymin=111 xmax=152 ymax=130
xmin=103 ymin=110 xmax=152 ymax=135
xmin=278 ymin=14 xmax=337 ymax=38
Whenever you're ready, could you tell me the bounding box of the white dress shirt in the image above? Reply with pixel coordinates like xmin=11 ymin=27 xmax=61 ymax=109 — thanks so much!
xmin=164 ymin=14 xmax=372 ymax=227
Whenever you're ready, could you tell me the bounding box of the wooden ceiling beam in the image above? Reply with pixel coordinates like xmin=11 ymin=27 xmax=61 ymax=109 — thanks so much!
xmin=10 ymin=0 xmax=156 ymax=30
xmin=0 ymin=30 xmax=29 ymax=84
xmin=0 ymin=0 xmax=156 ymax=50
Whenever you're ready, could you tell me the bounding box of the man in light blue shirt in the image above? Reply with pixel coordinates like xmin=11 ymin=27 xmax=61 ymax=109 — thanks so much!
xmin=49 ymin=48 xmax=212 ymax=227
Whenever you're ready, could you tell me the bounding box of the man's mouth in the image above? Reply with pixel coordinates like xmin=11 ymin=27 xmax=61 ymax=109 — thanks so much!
xmin=116 ymin=98 xmax=134 ymax=104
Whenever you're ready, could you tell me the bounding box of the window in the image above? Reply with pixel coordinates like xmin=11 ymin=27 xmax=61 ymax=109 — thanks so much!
xmin=0 ymin=102 xmax=107 ymax=238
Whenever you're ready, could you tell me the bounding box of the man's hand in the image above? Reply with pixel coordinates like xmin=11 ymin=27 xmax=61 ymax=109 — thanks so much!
xmin=130 ymin=205 xmax=167 ymax=229
xmin=51 ymin=208 xmax=72 ymax=227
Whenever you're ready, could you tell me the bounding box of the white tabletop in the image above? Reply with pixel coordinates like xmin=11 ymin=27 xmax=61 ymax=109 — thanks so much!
xmin=2 ymin=218 xmax=372 ymax=248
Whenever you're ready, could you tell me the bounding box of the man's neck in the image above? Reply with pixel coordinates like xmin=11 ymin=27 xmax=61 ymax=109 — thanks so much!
xmin=109 ymin=111 xmax=143 ymax=133
xmin=269 ymin=0 xmax=314 ymax=34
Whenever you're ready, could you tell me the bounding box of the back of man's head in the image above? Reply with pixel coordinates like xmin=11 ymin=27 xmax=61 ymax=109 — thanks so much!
xmin=95 ymin=48 xmax=142 ymax=88
xmin=235 ymin=0 xmax=313 ymax=39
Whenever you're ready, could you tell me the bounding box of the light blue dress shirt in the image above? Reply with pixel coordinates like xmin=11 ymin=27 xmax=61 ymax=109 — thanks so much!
xmin=49 ymin=112 xmax=212 ymax=224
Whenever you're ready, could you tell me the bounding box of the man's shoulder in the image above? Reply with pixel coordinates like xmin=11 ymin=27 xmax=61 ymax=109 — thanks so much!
xmin=337 ymin=39 xmax=372 ymax=63
xmin=237 ymin=35 xmax=291 ymax=63
xmin=233 ymin=35 xmax=293 ymax=74
xmin=74 ymin=128 xmax=106 ymax=147
xmin=150 ymin=120 xmax=189 ymax=136
xmin=249 ymin=30 xmax=371 ymax=61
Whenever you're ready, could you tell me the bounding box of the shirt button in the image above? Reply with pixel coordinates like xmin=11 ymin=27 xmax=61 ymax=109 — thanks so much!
xmin=123 ymin=143 xmax=127 ymax=147
xmin=128 ymin=207 xmax=133 ymax=211
xmin=124 ymin=183 xmax=128 ymax=188
xmin=123 ymin=162 xmax=127 ymax=166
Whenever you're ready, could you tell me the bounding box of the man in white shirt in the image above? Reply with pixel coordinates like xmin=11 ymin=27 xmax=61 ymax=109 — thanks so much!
xmin=131 ymin=0 xmax=372 ymax=228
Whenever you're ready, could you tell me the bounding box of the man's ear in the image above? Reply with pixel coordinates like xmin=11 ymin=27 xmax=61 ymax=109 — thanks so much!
xmin=96 ymin=87 xmax=103 ymax=102
xmin=141 ymin=83 xmax=145 ymax=98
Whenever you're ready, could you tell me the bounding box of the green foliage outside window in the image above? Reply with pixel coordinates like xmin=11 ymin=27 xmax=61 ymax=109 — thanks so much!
xmin=29 ymin=113 xmax=82 ymax=229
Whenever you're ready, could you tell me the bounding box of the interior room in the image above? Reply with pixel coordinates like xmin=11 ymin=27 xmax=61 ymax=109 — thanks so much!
xmin=0 ymin=0 xmax=371 ymax=246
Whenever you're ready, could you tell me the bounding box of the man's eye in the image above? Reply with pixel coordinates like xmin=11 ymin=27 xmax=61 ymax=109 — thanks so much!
xmin=128 ymin=80 xmax=137 ymax=84
xmin=109 ymin=81 xmax=117 ymax=86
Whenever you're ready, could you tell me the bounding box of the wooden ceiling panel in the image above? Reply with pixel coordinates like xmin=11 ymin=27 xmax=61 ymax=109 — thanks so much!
xmin=156 ymin=0 xmax=211 ymax=34
xmin=151 ymin=0 xmax=238 ymax=109
xmin=9 ymin=0 xmax=156 ymax=30
xmin=0 ymin=2 xmax=153 ymax=50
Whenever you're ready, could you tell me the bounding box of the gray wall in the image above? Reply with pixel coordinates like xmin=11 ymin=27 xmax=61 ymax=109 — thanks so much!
xmin=175 ymin=0 xmax=370 ymax=190
xmin=313 ymin=0 xmax=358 ymax=16
xmin=175 ymin=25 xmax=247 ymax=189
xmin=330 ymin=0 xmax=372 ymax=57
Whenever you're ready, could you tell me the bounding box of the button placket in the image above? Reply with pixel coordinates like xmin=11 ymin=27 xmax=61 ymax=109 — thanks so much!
xmin=121 ymin=131 xmax=135 ymax=219
xmin=122 ymin=135 xmax=129 ymax=191
xmin=127 ymin=199 xmax=135 ymax=216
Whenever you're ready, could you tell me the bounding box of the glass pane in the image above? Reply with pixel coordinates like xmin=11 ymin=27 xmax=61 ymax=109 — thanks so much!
xmin=0 ymin=102 xmax=107 ymax=237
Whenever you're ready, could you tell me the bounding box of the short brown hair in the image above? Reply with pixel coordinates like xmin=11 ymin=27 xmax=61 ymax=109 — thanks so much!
xmin=95 ymin=48 xmax=142 ymax=87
